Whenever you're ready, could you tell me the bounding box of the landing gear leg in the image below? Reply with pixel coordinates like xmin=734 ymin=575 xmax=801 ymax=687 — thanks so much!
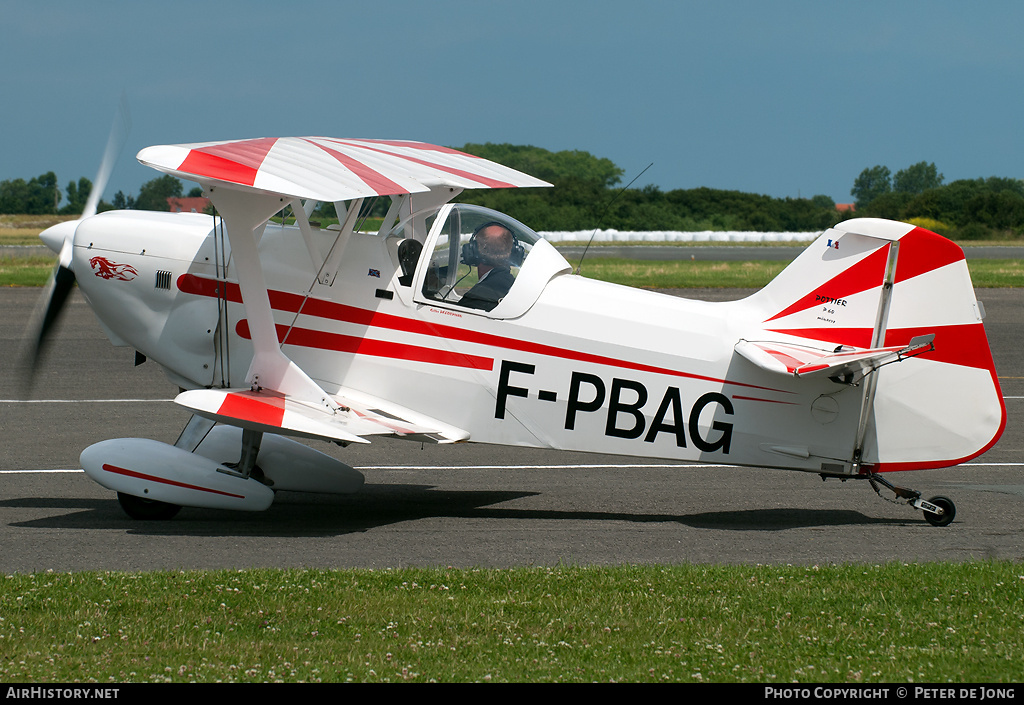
xmin=218 ymin=428 xmax=271 ymax=486
xmin=866 ymin=473 xmax=956 ymax=527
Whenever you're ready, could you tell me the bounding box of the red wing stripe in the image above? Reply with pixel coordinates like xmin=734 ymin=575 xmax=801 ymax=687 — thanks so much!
xmin=101 ymin=464 xmax=246 ymax=499
xmin=176 ymin=138 xmax=278 ymax=186
xmin=216 ymin=390 xmax=287 ymax=428
xmin=305 ymin=139 xmax=411 ymax=195
xmin=351 ymin=139 xmax=470 ymax=155
xmin=796 ymin=363 xmax=829 ymax=374
xmin=759 ymin=347 xmax=805 ymax=373
xmin=329 ymin=139 xmax=517 ymax=189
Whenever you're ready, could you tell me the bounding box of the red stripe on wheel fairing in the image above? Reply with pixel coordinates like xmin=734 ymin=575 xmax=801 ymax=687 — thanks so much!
xmin=101 ymin=464 xmax=247 ymax=499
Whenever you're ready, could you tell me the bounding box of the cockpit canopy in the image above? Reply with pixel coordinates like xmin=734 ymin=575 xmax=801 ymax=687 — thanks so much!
xmin=387 ymin=203 xmax=571 ymax=319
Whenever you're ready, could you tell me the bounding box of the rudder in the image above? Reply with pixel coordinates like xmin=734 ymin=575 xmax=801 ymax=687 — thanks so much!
xmin=743 ymin=217 xmax=1004 ymax=471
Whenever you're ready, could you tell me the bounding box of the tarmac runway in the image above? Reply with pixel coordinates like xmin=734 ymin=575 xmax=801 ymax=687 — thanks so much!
xmin=1 ymin=287 xmax=1022 ymax=573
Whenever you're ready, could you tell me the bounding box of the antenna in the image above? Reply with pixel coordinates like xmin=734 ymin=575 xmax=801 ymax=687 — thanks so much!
xmin=575 ymin=162 xmax=653 ymax=275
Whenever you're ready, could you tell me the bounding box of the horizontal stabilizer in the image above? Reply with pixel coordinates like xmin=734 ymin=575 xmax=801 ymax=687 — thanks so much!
xmin=735 ymin=335 xmax=935 ymax=380
xmin=175 ymin=387 xmax=469 ymax=445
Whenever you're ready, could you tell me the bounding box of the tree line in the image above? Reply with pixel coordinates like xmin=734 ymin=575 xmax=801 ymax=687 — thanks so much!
xmin=452 ymin=144 xmax=841 ymax=232
xmin=850 ymin=161 xmax=1024 ymax=239
xmin=4 ymin=146 xmax=1023 ymax=239
xmin=0 ymin=172 xmax=197 ymax=216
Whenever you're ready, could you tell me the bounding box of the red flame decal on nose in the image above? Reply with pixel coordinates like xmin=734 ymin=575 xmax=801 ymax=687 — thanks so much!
xmin=90 ymin=256 xmax=139 ymax=281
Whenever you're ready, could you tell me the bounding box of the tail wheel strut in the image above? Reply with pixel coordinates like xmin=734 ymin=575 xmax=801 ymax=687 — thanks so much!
xmin=866 ymin=473 xmax=956 ymax=527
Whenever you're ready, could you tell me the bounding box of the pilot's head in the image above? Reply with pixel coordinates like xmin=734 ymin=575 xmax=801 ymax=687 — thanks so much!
xmin=474 ymin=223 xmax=514 ymax=267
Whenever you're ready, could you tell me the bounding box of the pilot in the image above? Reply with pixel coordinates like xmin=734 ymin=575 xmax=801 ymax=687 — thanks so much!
xmin=459 ymin=222 xmax=518 ymax=311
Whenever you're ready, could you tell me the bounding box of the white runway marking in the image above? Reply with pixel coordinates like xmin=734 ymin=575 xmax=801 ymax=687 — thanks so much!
xmin=0 ymin=399 xmax=173 ymax=403
xmin=6 ymin=396 xmax=1018 ymax=402
xmin=5 ymin=462 xmax=1024 ymax=475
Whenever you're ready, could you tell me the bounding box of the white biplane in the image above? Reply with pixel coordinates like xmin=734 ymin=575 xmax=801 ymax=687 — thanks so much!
xmin=30 ymin=137 xmax=1004 ymax=526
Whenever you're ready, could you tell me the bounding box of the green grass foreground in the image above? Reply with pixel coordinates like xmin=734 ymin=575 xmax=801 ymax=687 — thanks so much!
xmin=7 ymin=257 xmax=1024 ymax=289
xmin=2 ymin=563 xmax=1022 ymax=683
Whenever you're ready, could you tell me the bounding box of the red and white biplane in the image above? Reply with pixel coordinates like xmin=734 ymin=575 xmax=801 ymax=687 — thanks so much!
xmin=31 ymin=136 xmax=1004 ymax=525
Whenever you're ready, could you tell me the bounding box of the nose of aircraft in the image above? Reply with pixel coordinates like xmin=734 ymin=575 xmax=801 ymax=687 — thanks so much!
xmin=39 ymin=219 xmax=78 ymax=255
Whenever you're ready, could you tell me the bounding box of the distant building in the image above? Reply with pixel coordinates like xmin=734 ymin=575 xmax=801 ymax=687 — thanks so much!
xmin=167 ymin=196 xmax=212 ymax=213
xmin=835 ymin=203 xmax=856 ymax=212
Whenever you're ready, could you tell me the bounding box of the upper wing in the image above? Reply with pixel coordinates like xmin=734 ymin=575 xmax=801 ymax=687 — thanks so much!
xmin=137 ymin=137 xmax=552 ymax=202
xmin=138 ymin=136 xmax=541 ymax=448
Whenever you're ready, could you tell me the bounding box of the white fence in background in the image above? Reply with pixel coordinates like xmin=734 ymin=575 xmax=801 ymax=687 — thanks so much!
xmin=538 ymin=229 xmax=821 ymax=243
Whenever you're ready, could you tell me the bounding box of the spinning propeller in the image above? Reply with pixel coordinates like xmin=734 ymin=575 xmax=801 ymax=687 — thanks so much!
xmin=27 ymin=96 xmax=131 ymax=372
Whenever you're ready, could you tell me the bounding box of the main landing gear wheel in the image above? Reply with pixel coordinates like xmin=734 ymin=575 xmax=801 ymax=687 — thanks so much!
xmin=117 ymin=492 xmax=182 ymax=520
xmin=923 ymin=495 xmax=956 ymax=527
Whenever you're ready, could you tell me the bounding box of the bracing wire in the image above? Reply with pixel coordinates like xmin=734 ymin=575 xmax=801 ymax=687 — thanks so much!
xmin=575 ymin=162 xmax=653 ymax=276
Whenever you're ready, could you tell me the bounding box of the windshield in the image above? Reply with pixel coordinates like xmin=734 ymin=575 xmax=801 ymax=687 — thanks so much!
xmin=387 ymin=203 xmax=568 ymax=318
xmin=419 ymin=205 xmax=542 ymax=311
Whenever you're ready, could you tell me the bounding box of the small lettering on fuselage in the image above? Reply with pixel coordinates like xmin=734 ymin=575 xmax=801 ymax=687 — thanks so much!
xmin=814 ymin=294 xmax=847 ymax=306
xmin=495 ymin=360 xmax=734 ymax=453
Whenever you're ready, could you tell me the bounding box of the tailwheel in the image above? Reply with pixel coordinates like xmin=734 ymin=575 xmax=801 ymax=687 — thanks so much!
xmin=922 ymin=495 xmax=956 ymax=527
xmin=117 ymin=492 xmax=182 ymax=520
xmin=866 ymin=474 xmax=955 ymax=527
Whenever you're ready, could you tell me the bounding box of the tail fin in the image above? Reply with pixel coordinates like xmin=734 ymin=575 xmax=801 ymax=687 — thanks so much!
xmin=744 ymin=217 xmax=1004 ymax=471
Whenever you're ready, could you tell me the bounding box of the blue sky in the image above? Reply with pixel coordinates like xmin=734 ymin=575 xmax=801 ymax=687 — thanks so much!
xmin=3 ymin=1 xmax=1023 ymax=206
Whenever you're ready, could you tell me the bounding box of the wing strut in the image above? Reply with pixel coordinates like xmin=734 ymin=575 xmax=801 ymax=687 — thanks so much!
xmin=206 ymin=185 xmax=338 ymax=414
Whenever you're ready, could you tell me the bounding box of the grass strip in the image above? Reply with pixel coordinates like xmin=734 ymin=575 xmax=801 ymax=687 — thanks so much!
xmin=2 ymin=562 xmax=1022 ymax=683
xmin=0 ymin=256 xmax=61 ymax=287
xmin=579 ymin=258 xmax=789 ymax=288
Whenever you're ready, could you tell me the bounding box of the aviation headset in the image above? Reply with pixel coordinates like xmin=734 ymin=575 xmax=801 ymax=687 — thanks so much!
xmin=462 ymin=221 xmax=526 ymax=268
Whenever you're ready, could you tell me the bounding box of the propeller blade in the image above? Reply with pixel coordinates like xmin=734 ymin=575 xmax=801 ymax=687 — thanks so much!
xmin=25 ymin=238 xmax=76 ymax=376
xmin=82 ymin=92 xmax=131 ymax=218
xmin=25 ymin=94 xmax=130 ymax=381
xmin=35 ymin=264 xmax=76 ymax=354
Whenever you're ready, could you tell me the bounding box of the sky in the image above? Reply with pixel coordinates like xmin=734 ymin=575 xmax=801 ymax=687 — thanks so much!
xmin=3 ymin=1 xmax=1023 ymax=207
